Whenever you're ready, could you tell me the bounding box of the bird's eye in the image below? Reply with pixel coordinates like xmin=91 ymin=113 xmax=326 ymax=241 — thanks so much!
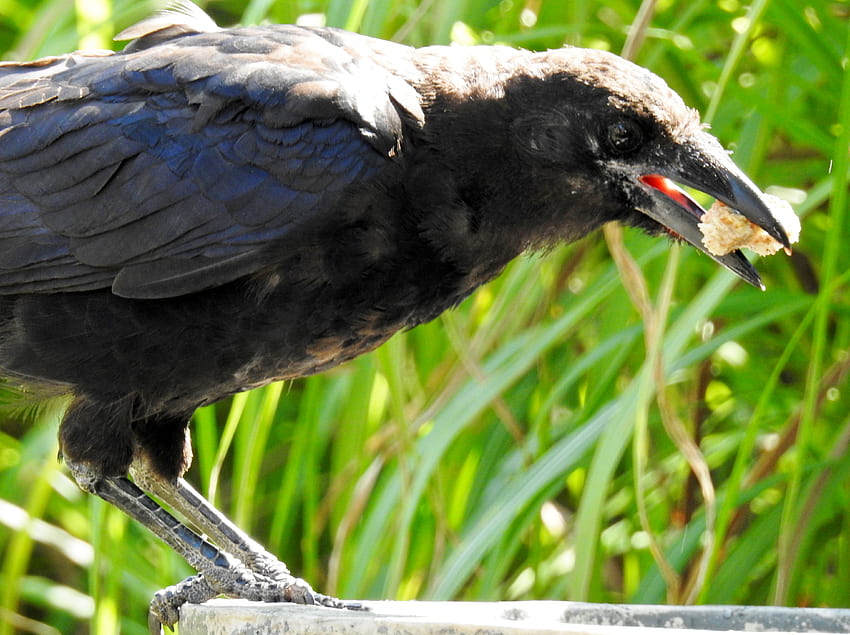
xmin=607 ymin=119 xmax=643 ymax=154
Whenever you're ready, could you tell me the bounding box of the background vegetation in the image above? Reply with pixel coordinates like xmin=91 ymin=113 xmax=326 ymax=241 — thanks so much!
xmin=0 ymin=0 xmax=848 ymax=633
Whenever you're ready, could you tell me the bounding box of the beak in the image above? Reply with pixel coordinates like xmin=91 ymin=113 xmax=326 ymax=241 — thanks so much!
xmin=635 ymin=132 xmax=790 ymax=290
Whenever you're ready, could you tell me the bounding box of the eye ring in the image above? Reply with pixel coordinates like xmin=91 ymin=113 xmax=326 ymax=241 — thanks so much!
xmin=607 ymin=119 xmax=643 ymax=154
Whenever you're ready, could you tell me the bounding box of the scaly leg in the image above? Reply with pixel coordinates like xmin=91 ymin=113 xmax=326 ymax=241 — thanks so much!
xmin=129 ymin=459 xmax=294 ymax=585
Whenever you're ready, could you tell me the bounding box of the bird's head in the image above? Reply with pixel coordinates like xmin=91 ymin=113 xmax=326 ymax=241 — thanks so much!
xmin=502 ymin=47 xmax=791 ymax=289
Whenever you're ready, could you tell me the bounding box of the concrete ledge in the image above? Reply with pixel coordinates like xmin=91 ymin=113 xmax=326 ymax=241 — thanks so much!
xmin=179 ymin=600 xmax=850 ymax=634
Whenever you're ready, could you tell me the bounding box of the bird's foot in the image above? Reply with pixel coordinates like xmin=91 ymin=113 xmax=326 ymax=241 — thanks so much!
xmin=148 ymin=574 xmax=214 ymax=633
xmin=148 ymin=567 xmax=358 ymax=634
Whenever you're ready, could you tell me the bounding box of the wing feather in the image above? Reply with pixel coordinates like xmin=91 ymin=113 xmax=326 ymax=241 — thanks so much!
xmin=0 ymin=10 xmax=423 ymax=299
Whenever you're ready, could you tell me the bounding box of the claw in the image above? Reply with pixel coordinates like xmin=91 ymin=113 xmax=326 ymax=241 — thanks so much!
xmin=147 ymin=612 xmax=163 ymax=635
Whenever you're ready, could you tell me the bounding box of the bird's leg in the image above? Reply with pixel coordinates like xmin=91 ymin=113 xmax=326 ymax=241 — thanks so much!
xmin=65 ymin=459 xmax=347 ymax=634
xmin=129 ymin=458 xmax=293 ymax=584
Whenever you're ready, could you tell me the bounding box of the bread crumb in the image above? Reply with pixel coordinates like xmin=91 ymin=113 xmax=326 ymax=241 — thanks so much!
xmin=698 ymin=194 xmax=800 ymax=257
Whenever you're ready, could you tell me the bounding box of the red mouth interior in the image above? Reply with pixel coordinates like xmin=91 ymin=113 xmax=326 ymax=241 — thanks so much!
xmin=639 ymin=174 xmax=705 ymax=219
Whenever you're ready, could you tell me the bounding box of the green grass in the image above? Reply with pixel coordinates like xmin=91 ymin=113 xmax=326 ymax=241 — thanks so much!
xmin=1 ymin=0 xmax=848 ymax=633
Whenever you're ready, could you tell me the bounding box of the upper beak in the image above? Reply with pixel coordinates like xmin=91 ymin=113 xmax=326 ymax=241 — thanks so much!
xmin=635 ymin=132 xmax=790 ymax=290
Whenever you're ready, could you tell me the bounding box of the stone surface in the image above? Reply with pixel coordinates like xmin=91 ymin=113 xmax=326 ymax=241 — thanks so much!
xmin=179 ymin=600 xmax=850 ymax=634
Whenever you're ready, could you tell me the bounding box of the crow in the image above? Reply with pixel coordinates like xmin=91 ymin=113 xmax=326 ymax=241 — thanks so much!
xmin=0 ymin=3 xmax=791 ymax=631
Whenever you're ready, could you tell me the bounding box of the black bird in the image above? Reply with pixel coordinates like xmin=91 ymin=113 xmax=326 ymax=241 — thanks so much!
xmin=0 ymin=3 xmax=790 ymax=631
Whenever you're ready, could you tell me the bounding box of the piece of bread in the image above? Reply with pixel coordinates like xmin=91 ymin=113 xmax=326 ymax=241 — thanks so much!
xmin=699 ymin=194 xmax=800 ymax=257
